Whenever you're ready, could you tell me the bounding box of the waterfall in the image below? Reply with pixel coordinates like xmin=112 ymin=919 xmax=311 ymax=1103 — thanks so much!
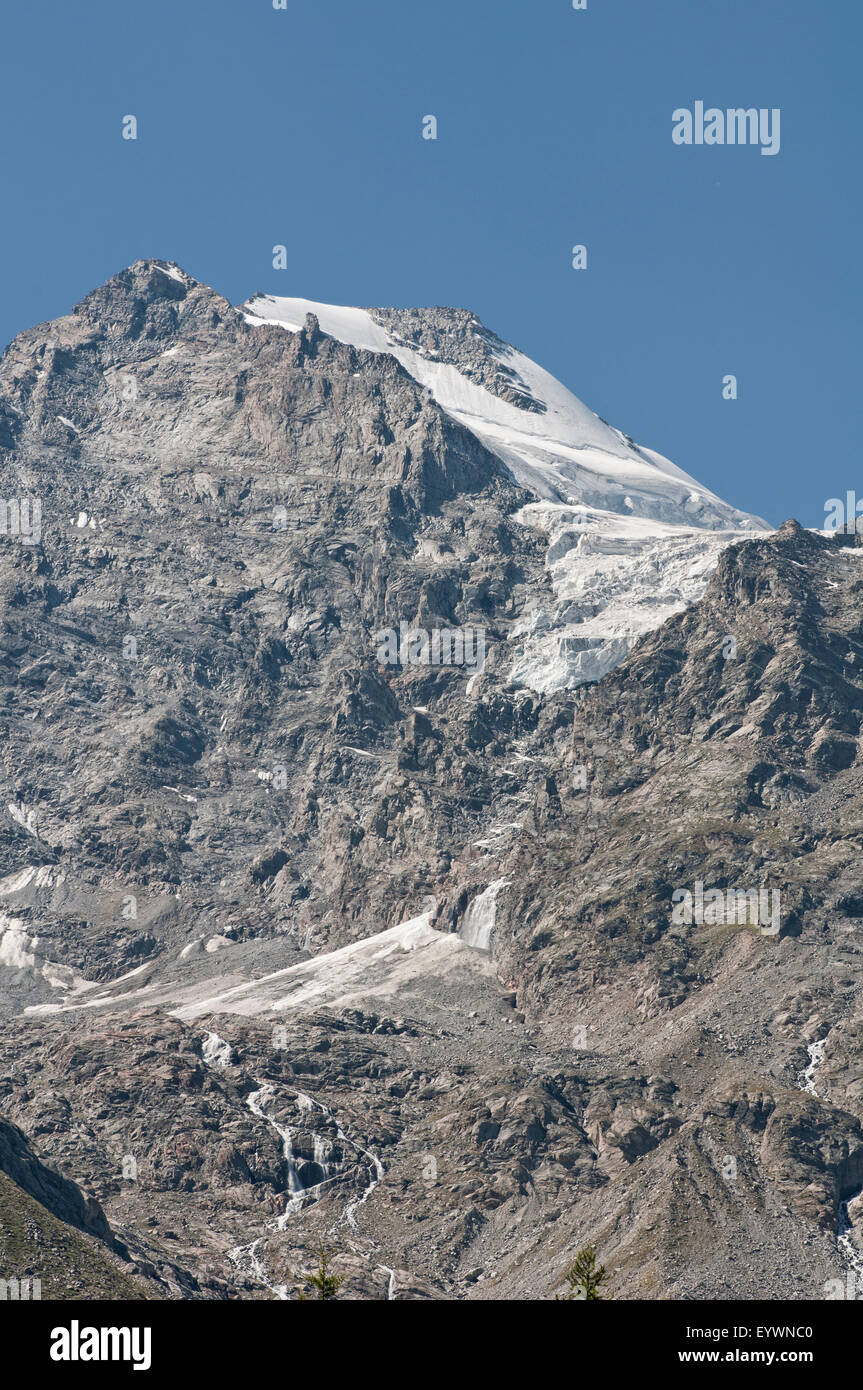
xmin=838 ymin=1195 xmax=863 ymax=1285
xmin=201 ymin=1031 xmax=233 ymax=1069
xmin=246 ymin=1085 xmax=306 ymax=1224
xmin=295 ymin=1090 xmax=384 ymax=1231
xmin=799 ymin=1038 xmax=828 ymax=1097
xmin=458 ymin=879 xmax=510 ymax=952
xmin=200 ymin=1042 xmax=392 ymax=1295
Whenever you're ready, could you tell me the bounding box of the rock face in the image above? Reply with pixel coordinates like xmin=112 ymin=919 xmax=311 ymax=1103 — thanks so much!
xmin=0 ymin=1116 xmax=115 ymax=1246
xmin=0 ymin=259 xmax=553 ymax=986
xmin=0 ymin=261 xmax=861 ymax=1300
xmin=0 ymin=1116 xmax=159 ymax=1300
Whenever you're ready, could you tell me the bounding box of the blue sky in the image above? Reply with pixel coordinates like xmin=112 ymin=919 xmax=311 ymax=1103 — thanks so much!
xmin=1 ymin=0 xmax=858 ymax=527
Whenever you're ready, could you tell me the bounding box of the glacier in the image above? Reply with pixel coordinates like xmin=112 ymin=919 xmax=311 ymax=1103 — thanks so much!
xmin=244 ymin=292 xmax=770 ymax=693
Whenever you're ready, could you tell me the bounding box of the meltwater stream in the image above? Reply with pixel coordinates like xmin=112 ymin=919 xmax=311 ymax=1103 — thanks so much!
xmin=295 ymin=1090 xmax=384 ymax=1233
xmin=796 ymin=1035 xmax=863 ymax=1285
xmin=799 ymin=1039 xmax=828 ymax=1097
xmin=202 ymin=1033 xmax=393 ymax=1298
xmin=227 ymin=1237 xmax=289 ymax=1301
xmin=247 ymin=1084 xmax=307 ymax=1226
xmin=838 ymin=1198 xmax=863 ymax=1285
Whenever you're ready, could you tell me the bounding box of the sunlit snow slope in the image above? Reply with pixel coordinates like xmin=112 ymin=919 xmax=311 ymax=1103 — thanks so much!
xmin=244 ymin=294 xmax=770 ymax=691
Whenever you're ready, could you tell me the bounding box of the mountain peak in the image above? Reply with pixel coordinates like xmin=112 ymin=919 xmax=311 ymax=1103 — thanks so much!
xmin=0 ymin=260 xmax=769 ymax=694
xmin=241 ymin=290 xmax=767 ymax=534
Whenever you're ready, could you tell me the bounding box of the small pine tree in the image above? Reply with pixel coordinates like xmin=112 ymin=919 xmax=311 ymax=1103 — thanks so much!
xmin=297 ymin=1246 xmax=345 ymax=1301
xmin=557 ymin=1243 xmax=608 ymax=1301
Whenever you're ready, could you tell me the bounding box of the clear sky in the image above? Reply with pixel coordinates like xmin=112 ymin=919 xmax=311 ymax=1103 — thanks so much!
xmin=1 ymin=0 xmax=859 ymax=527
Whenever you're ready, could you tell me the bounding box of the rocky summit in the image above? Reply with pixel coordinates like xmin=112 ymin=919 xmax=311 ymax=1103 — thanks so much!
xmin=0 ymin=259 xmax=860 ymax=1301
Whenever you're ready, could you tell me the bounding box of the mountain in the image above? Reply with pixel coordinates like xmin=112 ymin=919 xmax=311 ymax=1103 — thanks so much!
xmin=244 ymin=292 xmax=769 ymax=692
xmin=0 ymin=259 xmax=859 ymax=1302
